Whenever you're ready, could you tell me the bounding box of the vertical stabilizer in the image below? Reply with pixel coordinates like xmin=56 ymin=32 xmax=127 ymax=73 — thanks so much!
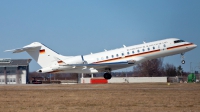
xmin=28 ymin=42 xmax=60 ymax=67
xmin=6 ymin=42 xmax=60 ymax=68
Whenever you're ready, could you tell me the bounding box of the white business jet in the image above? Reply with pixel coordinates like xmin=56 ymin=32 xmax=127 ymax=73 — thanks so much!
xmin=5 ymin=38 xmax=197 ymax=79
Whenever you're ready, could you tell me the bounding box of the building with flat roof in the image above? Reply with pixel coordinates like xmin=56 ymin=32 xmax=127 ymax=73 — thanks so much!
xmin=0 ymin=59 xmax=31 ymax=84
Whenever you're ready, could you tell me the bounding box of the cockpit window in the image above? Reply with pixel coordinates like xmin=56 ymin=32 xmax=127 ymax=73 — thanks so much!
xmin=174 ymin=40 xmax=185 ymax=43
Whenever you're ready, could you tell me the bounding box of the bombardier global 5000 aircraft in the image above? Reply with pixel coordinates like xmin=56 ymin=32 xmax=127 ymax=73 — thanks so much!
xmin=5 ymin=38 xmax=197 ymax=79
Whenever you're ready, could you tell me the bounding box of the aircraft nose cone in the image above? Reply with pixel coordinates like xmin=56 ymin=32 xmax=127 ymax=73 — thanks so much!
xmin=193 ymin=44 xmax=197 ymax=48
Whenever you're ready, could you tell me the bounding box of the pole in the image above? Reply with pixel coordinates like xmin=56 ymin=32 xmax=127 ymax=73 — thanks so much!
xmin=4 ymin=67 xmax=7 ymax=84
xmin=199 ymin=62 xmax=200 ymax=73
xmin=49 ymin=74 xmax=51 ymax=84
xmin=199 ymin=62 xmax=200 ymax=81
xmin=126 ymin=69 xmax=127 ymax=77
xmin=81 ymin=73 xmax=84 ymax=84
xmin=91 ymin=74 xmax=93 ymax=78
xmin=17 ymin=67 xmax=19 ymax=84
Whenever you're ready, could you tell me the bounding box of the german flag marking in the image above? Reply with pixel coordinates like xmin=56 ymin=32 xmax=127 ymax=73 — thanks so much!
xmin=40 ymin=49 xmax=45 ymax=54
xmin=57 ymin=61 xmax=64 ymax=64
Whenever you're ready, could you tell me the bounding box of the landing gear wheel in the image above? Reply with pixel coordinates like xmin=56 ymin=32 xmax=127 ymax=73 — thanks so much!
xmin=104 ymin=73 xmax=112 ymax=80
xmin=181 ymin=60 xmax=185 ymax=64
xmin=180 ymin=53 xmax=185 ymax=64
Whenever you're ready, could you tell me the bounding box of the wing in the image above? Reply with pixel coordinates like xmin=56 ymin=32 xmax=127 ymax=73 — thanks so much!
xmin=61 ymin=56 xmax=147 ymax=72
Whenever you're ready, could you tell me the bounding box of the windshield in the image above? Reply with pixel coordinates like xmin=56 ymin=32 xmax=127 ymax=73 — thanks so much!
xmin=174 ymin=40 xmax=185 ymax=43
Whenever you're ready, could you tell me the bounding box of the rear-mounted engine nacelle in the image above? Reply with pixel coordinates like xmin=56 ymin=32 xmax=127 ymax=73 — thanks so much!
xmin=37 ymin=66 xmax=59 ymax=73
xmin=37 ymin=67 xmax=53 ymax=73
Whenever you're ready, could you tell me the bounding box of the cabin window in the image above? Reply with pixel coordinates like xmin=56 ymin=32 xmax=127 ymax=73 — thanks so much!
xmin=164 ymin=44 xmax=166 ymax=47
xmin=116 ymin=54 xmax=119 ymax=57
xmin=132 ymin=51 xmax=134 ymax=54
xmin=138 ymin=50 xmax=140 ymax=53
xmin=153 ymin=47 xmax=155 ymax=49
xmin=111 ymin=55 xmax=114 ymax=58
xmin=143 ymin=49 xmax=145 ymax=52
xmin=148 ymin=48 xmax=150 ymax=51
xmin=106 ymin=56 xmax=109 ymax=59
xmin=122 ymin=53 xmax=124 ymax=56
xmin=127 ymin=52 xmax=129 ymax=55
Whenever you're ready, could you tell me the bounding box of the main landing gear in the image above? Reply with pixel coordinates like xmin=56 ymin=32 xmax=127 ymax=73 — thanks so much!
xmin=181 ymin=53 xmax=185 ymax=64
xmin=103 ymin=68 xmax=112 ymax=80
xmin=104 ymin=73 xmax=112 ymax=80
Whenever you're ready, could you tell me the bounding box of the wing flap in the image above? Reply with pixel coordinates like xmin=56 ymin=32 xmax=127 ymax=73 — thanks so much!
xmin=57 ymin=56 xmax=146 ymax=71
xmin=61 ymin=61 xmax=131 ymax=71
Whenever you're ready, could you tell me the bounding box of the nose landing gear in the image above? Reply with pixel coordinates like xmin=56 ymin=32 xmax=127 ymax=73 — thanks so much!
xmin=181 ymin=60 xmax=185 ymax=64
xmin=181 ymin=53 xmax=185 ymax=64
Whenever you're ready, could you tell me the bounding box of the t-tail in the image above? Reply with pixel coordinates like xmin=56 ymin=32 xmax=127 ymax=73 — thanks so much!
xmin=5 ymin=42 xmax=62 ymax=68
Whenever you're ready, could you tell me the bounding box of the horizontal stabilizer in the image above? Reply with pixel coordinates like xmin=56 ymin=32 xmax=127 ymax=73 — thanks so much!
xmin=5 ymin=46 xmax=41 ymax=53
xmin=4 ymin=42 xmax=64 ymax=68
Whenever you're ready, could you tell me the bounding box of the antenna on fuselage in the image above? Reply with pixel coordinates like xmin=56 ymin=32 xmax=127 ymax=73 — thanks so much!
xmin=104 ymin=49 xmax=107 ymax=51
xmin=143 ymin=41 xmax=146 ymax=44
xmin=123 ymin=45 xmax=126 ymax=48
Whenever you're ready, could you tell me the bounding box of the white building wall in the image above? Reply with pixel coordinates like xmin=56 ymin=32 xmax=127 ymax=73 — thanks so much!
xmin=7 ymin=75 xmax=17 ymax=84
xmin=79 ymin=77 xmax=167 ymax=84
xmin=0 ymin=67 xmax=4 ymax=84
xmin=21 ymin=70 xmax=27 ymax=84
xmin=108 ymin=77 xmax=167 ymax=83
xmin=108 ymin=77 xmax=127 ymax=83
xmin=0 ymin=71 xmax=27 ymax=84
xmin=81 ymin=78 xmax=91 ymax=83
xmin=0 ymin=75 xmax=4 ymax=84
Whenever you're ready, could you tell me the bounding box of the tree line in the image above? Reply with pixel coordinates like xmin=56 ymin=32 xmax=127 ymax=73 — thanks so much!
xmin=133 ymin=58 xmax=187 ymax=77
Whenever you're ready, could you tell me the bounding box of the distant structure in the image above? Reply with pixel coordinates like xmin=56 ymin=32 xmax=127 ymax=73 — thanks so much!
xmin=0 ymin=59 xmax=31 ymax=84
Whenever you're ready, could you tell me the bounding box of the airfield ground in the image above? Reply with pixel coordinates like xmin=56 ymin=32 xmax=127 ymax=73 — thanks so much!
xmin=0 ymin=83 xmax=199 ymax=112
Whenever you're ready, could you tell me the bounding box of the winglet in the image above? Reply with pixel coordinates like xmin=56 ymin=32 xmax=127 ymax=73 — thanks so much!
xmin=123 ymin=45 xmax=126 ymax=48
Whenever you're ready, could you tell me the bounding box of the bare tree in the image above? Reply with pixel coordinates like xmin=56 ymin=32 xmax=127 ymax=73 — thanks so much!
xmin=164 ymin=63 xmax=177 ymax=77
xmin=177 ymin=65 xmax=183 ymax=76
xmin=133 ymin=58 xmax=164 ymax=77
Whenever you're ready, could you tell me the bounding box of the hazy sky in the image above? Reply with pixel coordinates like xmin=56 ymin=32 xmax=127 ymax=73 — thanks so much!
xmin=0 ymin=0 xmax=200 ymax=72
